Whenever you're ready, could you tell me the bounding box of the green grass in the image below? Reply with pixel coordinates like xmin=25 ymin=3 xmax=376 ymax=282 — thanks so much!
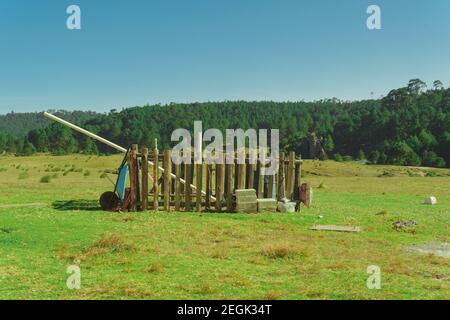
xmin=0 ymin=154 xmax=449 ymax=300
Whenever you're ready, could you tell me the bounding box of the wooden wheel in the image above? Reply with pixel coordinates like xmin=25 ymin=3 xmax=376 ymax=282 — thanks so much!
xmin=99 ymin=191 xmax=120 ymax=211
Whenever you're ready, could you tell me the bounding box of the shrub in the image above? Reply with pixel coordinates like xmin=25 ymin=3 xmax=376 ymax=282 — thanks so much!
xmin=342 ymin=155 xmax=353 ymax=162
xmin=40 ymin=175 xmax=52 ymax=183
xmin=369 ymin=150 xmax=380 ymax=164
xmin=333 ymin=153 xmax=343 ymax=162
xmin=356 ymin=150 xmax=366 ymax=161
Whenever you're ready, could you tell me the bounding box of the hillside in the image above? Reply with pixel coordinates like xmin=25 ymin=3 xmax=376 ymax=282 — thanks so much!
xmin=0 ymin=110 xmax=101 ymax=138
xmin=1 ymin=80 xmax=449 ymax=168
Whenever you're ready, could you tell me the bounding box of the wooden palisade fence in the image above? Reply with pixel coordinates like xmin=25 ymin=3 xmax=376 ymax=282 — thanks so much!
xmin=125 ymin=144 xmax=304 ymax=213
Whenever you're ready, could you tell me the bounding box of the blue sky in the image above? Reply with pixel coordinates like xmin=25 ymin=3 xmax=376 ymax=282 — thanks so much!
xmin=1 ymin=0 xmax=450 ymax=113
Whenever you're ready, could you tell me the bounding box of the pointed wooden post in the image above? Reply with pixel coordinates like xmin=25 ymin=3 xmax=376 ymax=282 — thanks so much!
xmin=205 ymin=164 xmax=211 ymax=210
xmin=215 ymin=163 xmax=224 ymax=212
xmin=287 ymin=151 xmax=296 ymax=200
xmin=226 ymin=162 xmax=234 ymax=212
xmin=185 ymin=163 xmax=193 ymax=211
xmin=128 ymin=144 xmax=139 ymax=211
xmin=247 ymin=159 xmax=255 ymax=190
xmin=174 ymin=163 xmax=181 ymax=211
xmin=152 ymin=146 xmax=159 ymax=211
xmin=141 ymin=147 xmax=149 ymax=211
xmin=237 ymin=162 xmax=245 ymax=190
xmin=163 ymin=150 xmax=171 ymax=212
xmin=258 ymin=161 xmax=265 ymax=199
xmin=294 ymin=155 xmax=302 ymax=211
xmin=277 ymin=152 xmax=285 ymax=200
xmin=196 ymin=163 xmax=203 ymax=212
xmin=268 ymin=174 xmax=274 ymax=199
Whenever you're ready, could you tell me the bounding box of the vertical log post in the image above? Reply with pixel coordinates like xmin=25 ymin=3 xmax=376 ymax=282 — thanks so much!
xmin=294 ymin=155 xmax=302 ymax=211
xmin=196 ymin=163 xmax=203 ymax=212
xmin=205 ymin=164 xmax=211 ymax=210
xmin=185 ymin=163 xmax=193 ymax=211
xmin=215 ymin=163 xmax=224 ymax=212
xmin=258 ymin=160 xmax=265 ymax=199
xmin=237 ymin=162 xmax=245 ymax=190
xmin=247 ymin=160 xmax=255 ymax=190
xmin=129 ymin=144 xmax=139 ymax=211
xmin=141 ymin=147 xmax=149 ymax=211
xmin=268 ymin=174 xmax=274 ymax=199
xmin=226 ymin=162 xmax=234 ymax=212
xmin=174 ymin=163 xmax=181 ymax=211
xmin=152 ymin=146 xmax=159 ymax=211
xmin=163 ymin=150 xmax=171 ymax=212
xmin=287 ymin=151 xmax=296 ymax=200
xmin=277 ymin=152 xmax=286 ymax=201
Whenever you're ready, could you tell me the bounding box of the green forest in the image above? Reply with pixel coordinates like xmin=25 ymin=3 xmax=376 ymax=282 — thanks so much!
xmin=1 ymin=79 xmax=449 ymax=168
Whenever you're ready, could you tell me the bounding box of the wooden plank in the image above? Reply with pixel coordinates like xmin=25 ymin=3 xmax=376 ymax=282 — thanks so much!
xmin=163 ymin=150 xmax=171 ymax=212
xmin=152 ymin=147 xmax=159 ymax=211
xmin=310 ymin=225 xmax=361 ymax=233
xmin=174 ymin=163 xmax=181 ymax=211
xmin=184 ymin=163 xmax=193 ymax=211
xmin=215 ymin=163 xmax=224 ymax=212
xmin=141 ymin=147 xmax=149 ymax=211
xmin=286 ymin=151 xmax=295 ymax=199
xmin=226 ymin=163 xmax=234 ymax=212
xmin=196 ymin=163 xmax=203 ymax=212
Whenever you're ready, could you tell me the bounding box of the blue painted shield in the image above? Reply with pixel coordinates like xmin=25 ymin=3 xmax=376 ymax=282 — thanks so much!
xmin=116 ymin=164 xmax=129 ymax=200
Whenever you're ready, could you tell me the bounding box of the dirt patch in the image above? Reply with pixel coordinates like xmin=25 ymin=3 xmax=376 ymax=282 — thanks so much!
xmin=407 ymin=243 xmax=450 ymax=259
xmin=0 ymin=203 xmax=46 ymax=209
xmin=84 ymin=233 xmax=135 ymax=257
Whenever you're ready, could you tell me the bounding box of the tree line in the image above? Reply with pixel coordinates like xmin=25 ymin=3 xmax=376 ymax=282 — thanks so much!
xmin=1 ymin=80 xmax=449 ymax=168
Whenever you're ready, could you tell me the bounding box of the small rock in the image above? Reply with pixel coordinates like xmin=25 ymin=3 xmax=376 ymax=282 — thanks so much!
xmin=277 ymin=201 xmax=296 ymax=213
xmin=424 ymin=196 xmax=437 ymax=205
xmin=393 ymin=220 xmax=417 ymax=230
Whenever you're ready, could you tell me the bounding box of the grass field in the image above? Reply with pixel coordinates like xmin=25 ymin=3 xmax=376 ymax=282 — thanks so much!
xmin=0 ymin=154 xmax=449 ymax=300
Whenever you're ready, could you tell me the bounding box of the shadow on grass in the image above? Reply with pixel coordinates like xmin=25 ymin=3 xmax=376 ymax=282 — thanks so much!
xmin=52 ymin=199 xmax=101 ymax=211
